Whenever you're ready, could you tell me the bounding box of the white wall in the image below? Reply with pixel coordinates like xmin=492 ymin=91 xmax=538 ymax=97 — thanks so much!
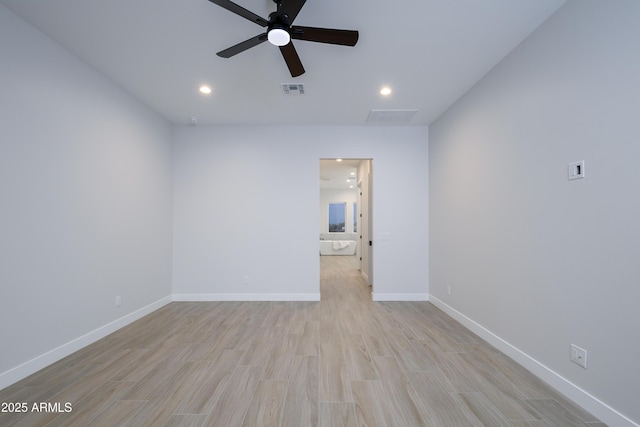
xmin=172 ymin=125 xmax=428 ymax=301
xmin=429 ymin=1 xmax=640 ymax=425
xmin=0 ymin=6 xmax=174 ymax=387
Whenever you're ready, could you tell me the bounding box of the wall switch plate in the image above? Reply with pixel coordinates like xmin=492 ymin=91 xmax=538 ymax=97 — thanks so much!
xmin=115 ymin=295 xmax=122 ymax=308
xmin=447 ymin=285 xmax=451 ymax=296
xmin=568 ymin=160 xmax=585 ymax=180
xmin=570 ymin=344 xmax=587 ymax=368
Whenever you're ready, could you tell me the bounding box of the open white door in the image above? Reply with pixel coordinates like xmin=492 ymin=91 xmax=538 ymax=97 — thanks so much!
xmin=358 ymin=160 xmax=373 ymax=287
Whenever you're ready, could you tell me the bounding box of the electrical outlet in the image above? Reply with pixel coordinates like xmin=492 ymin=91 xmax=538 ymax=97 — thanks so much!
xmin=115 ymin=295 xmax=122 ymax=308
xmin=447 ymin=285 xmax=451 ymax=296
xmin=242 ymin=275 xmax=249 ymax=285
xmin=570 ymin=344 xmax=587 ymax=368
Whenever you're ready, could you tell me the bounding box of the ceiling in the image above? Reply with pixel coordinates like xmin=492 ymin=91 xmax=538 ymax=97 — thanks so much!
xmin=320 ymin=159 xmax=360 ymax=190
xmin=1 ymin=0 xmax=565 ymax=126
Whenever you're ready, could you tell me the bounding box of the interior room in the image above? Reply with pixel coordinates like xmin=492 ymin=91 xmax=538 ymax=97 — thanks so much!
xmin=1 ymin=0 xmax=639 ymax=426
xmin=319 ymin=159 xmax=370 ymax=283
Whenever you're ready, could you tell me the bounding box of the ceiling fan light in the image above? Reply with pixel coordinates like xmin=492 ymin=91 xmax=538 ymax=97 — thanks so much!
xmin=268 ymin=28 xmax=290 ymax=46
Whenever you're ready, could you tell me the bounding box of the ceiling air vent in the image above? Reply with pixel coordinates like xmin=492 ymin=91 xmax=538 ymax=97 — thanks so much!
xmin=367 ymin=109 xmax=417 ymax=125
xmin=282 ymin=83 xmax=305 ymax=95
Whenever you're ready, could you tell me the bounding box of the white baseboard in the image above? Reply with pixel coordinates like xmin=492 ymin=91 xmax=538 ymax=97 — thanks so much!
xmin=372 ymin=293 xmax=429 ymax=301
xmin=429 ymin=295 xmax=639 ymax=427
xmin=0 ymin=295 xmax=172 ymax=390
xmin=172 ymin=293 xmax=321 ymax=302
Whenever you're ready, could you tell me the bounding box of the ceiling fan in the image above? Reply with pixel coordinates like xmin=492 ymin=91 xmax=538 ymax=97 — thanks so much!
xmin=208 ymin=0 xmax=359 ymax=77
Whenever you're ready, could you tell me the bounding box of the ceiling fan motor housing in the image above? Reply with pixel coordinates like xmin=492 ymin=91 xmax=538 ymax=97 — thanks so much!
xmin=267 ymin=12 xmax=292 ymax=46
xmin=209 ymin=0 xmax=359 ymax=77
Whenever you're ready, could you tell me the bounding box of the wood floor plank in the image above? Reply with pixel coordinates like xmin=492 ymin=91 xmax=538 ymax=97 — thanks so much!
xmin=240 ymin=380 xmax=287 ymax=427
xmin=411 ymin=391 xmax=479 ymax=427
xmin=225 ymin=324 xmax=260 ymax=352
xmin=174 ymin=349 xmax=244 ymax=415
xmin=320 ymin=318 xmax=344 ymax=344
xmin=442 ymin=352 xmax=541 ymax=421
xmin=295 ymin=321 xmax=320 ymax=356
xmin=320 ymin=343 xmax=351 ymax=402
xmin=408 ymin=340 xmax=442 ymax=370
xmin=522 ymin=398 xmax=593 ymax=426
xmin=343 ymin=333 xmax=378 ymax=380
xmin=152 ymin=361 xmax=214 ymax=407
xmin=47 ymin=381 xmax=135 ymax=427
xmin=368 ymin=302 xmax=403 ymax=331
xmin=382 ymin=329 xmax=432 ymax=372
xmin=238 ymin=327 xmax=278 ymax=366
xmin=337 ymin=304 xmax=364 ymax=335
xmin=14 ymin=359 xmax=87 ymax=388
xmin=418 ymin=320 xmax=468 ymax=353
xmin=281 ymin=356 xmax=319 ymax=427
xmin=105 ymin=348 xmax=155 ymax=382
xmin=507 ymin=421 xmax=551 ymax=427
xmin=457 ymin=350 xmax=529 ymax=399
xmin=187 ymin=323 xmax=242 ymax=363
xmin=119 ymin=345 xmax=195 ymax=401
xmin=457 ymin=392 xmax=512 ymax=426
xmin=203 ymin=365 xmax=263 ymax=427
xmin=360 ymin=323 xmax=395 ymax=357
xmin=260 ymin=302 xmax=289 ymax=329
xmin=351 ymin=380 xmax=393 ymax=427
xmin=262 ymin=333 xmax=298 ymax=380
xmin=162 ymin=414 xmax=208 ymax=427
xmin=121 ymin=397 xmax=177 ymax=427
xmin=383 ymin=302 xmax=433 ymax=341
xmin=407 ymin=370 xmax=455 ymax=396
xmin=284 ymin=302 xmax=314 ymax=334
xmin=371 ymin=355 xmax=427 ymax=427
xmin=319 ymin=402 xmax=358 ymax=427
xmin=432 ymin=351 xmax=482 ymax=393
xmin=117 ymin=344 xmax=179 ymax=384
xmin=87 ymin=399 xmax=147 ymax=427
xmin=4 ymin=406 xmax=62 ymax=427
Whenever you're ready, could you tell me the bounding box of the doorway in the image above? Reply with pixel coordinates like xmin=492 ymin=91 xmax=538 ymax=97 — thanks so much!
xmin=319 ymin=159 xmax=373 ymax=300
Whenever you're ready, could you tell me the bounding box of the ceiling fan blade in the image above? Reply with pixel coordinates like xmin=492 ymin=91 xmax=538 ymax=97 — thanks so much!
xmin=207 ymin=0 xmax=269 ymax=27
xmin=217 ymin=33 xmax=268 ymax=58
xmin=290 ymin=26 xmax=359 ymax=46
xmin=277 ymin=0 xmax=307 ymax=24
xmin=279 ymin=42 xmax=305 ymax=77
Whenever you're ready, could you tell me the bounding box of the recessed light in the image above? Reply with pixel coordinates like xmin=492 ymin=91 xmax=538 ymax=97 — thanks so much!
xmin=380 ymin=87 xmax=392 ymax=96
xmin=199 ymin=85 xmax=212 ymax=95
xmin=336 ymin=158 xmax=343 ymax=162
xmin=350 ymin=172 xmax=356 ymax=176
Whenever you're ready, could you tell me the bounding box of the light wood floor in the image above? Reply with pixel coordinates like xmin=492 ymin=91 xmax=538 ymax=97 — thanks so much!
xmin=1 ymin=255 xmax=604 ymax=426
